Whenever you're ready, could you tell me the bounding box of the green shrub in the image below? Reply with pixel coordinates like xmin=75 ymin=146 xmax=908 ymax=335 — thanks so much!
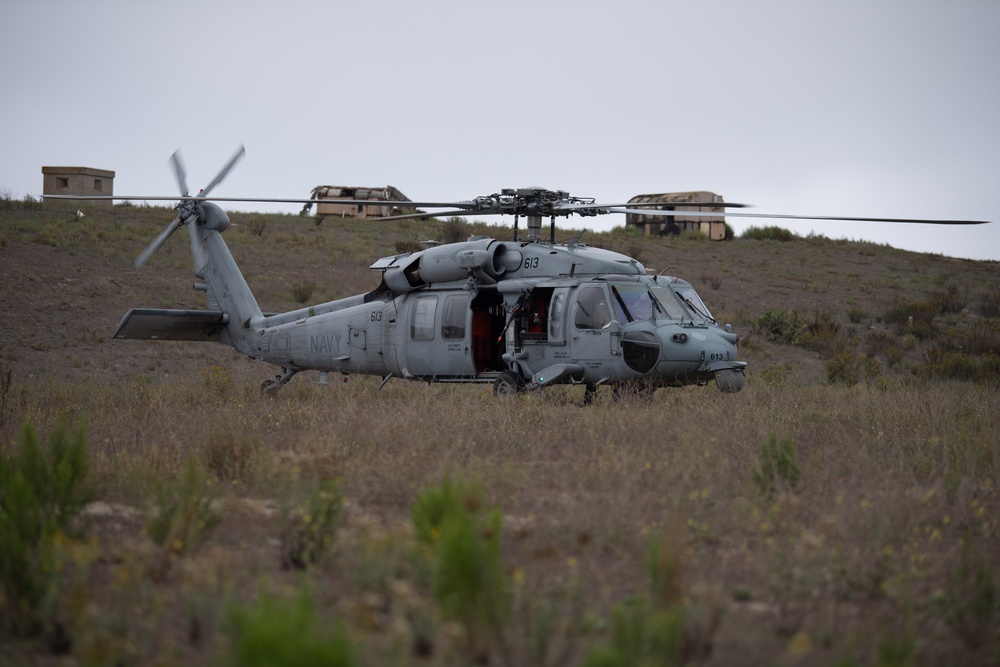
xmin=226 ymin=590 xmax=353 ymax=667
xmin=936 ymin=535 xmax=1000 ymax=650
xmin=199 ymin=365 xmax=234 ymax=397
xmin=412 ymin=476 xmax=508 ymax=659
xmin=0 ymin=419 xmax=90 ymax=635
xmin=752 ymin=433 xmax=801 ymax=498
xmin=826 ymin=351 xmax=881 ymax=385
xmin=280 ymin=479 xmax=342 ymax=570
xmin=441 ymin=217 xmax=469 ymax=244
xmin=202 ymin=426 xmax=265 ymax=482
xmin=701 ymin=275 xmax=723 ymax=291
xmin=978 ymin=288 xmax=1000 ymax=319
xmin=918 ymin=349 xmax=995 ymax=382
xmin=583 ymin=597 xmax=685 ymax=667
xmin=754 ymin=364 xmax=788 ymax=386
xmin=799 ymin=310 xmax=844 ymax=355
xmin=740 ymin=225 xmax=796 ymax=241
xmin=0 ymin=365 xmax=13 ymax=429
xmin=961 ymin=320 xmax=1000 ymax=356
xmin=883 ymin=300 xmax=940 ymax=339
xmin=753 ymin=310 xmax=803 ymax=344
xmin=412 ymin=475 xmax=476 ymax=545
xmin=291 ymin=279 xmax=316 ymax=304
xmin=246 ymin=218 xmax=269 ymax=237
xmin=583 ymin=534 xmax=687 ymax=667
xmin=847 ymin=306 xmax=868 ymax=324
xmin=864 ymin=329 xmax=897 ymax=357
xmin=394 ymin=239 xmax=424 ymax=254
xmin=144 ymin=459 xmax=221 ymax=580
xmin=929 ymin=283 xmax=969 ymax=315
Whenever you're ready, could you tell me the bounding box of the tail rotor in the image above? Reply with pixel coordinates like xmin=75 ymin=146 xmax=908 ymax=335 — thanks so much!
xmin=135 ymin=145 xmax=245 ymax=271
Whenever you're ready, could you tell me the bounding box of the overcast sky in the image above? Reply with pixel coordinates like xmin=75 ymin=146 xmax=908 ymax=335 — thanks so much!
xmin=3 ymin=0 xmax=998 ymax=260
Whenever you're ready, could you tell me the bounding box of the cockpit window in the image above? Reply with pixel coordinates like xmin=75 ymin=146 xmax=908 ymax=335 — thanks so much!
xmin=575 ymin=285 xmax=613 ymax=329
xmin=677 ymin=288 xmax=715 ymax=322
xmin=648 ymin=284 xmax=688 ymax=320
xmin=611 ymin=284 xmax=655 ymax=322
xmin=648 ymin=283 xmax=715 ymax=321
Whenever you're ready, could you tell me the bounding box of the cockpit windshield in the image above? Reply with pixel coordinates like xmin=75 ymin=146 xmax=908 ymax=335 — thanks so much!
xmin=648 ymin=283 xmax=715 ymax=323
xmin=607 ymin=282 xmax=716 ymax=324
xmin=677 ymin=288 xmax=715 ymax=322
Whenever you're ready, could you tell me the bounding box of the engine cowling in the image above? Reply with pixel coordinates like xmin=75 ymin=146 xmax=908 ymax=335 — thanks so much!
xmin=382 ymin=239 xmax=514 ymax=292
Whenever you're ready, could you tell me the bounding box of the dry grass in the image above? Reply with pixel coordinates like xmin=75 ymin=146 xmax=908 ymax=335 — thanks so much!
xmin=2 ymin=202 xmax=999 ymax=665
xmin=3 ymin=374 xmax=998 ymax=665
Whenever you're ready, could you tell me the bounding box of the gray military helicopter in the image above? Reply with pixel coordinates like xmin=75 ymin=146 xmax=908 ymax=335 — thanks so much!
xmin=50 ymin=147 xmax=988 ymax=402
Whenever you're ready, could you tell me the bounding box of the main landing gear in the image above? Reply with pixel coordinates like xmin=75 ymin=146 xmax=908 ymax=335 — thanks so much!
xmin=261 ymin=367 xmax=298 ymax=396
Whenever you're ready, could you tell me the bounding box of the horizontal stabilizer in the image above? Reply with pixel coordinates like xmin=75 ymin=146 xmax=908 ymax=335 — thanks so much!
xmin=113 ymin=309 xmax=229 ymax=341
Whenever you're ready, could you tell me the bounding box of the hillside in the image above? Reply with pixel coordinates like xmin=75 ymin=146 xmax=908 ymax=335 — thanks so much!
xmin=2 ymin=200 xmax=997 ymax=388
xmin=1 ymin=199 xmax=998 ymax=666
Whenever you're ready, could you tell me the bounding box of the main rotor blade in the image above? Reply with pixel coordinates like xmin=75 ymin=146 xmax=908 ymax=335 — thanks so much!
xmin=200 ymin=144 xmax=246 ymax=198
xmin=40 ymin=195 xmax=482 ymax=207
xmin=557 ymin=200 xmax=750 ymax=211
xmin=608 ymin=208 xmax=989 ymax=225
xmin=374 ymin=209 xmax=478 ymax=221
xmin=170 ymin=150 xmax=189 ymax=197
xmin=187 ymin=216 xmax=207 ymax=272
xmin=135 ymin=216 xmax=182 ymax=269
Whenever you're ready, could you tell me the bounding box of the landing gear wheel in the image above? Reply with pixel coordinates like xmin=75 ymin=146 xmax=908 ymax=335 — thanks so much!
xmin=583 ymin=383 xmax=598 ymax=406
xmin=260 ymin=367 xmax=300 ymax=397
xmin=493 ymin=371 xmax=525 ymax=399
xmin=715 ymin=369 xmax=746 ymax=393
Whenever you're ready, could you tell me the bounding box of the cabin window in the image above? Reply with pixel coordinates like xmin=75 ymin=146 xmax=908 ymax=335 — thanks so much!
xmin=548 ymin=291 xmax=566 ymax=341
xmin=57 ymin=177 xmax=69 ymax=188
xmin=411 ymin=295 xmax=437 ymax=341
xmin=441 ymin=294 xmax=468 ymax=340
xmin=574 ymin=285 xmax=613 ymax=330
xmin=94 ymin=179 xmax=103 ymax=192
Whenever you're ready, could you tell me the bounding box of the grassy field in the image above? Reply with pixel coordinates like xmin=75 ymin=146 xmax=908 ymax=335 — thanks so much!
xmin=1 ymin=199 xmax=998 ymax=666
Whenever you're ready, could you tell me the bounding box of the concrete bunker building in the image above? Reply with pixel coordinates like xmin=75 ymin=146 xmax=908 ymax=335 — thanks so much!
xmin=625 ymin=190 xmax=727 ymax=240
xmin=42 ymin=166 xmax=115 ymax=207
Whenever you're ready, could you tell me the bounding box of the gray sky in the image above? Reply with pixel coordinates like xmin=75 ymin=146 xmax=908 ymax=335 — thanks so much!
xmin=3 ymin=0 xmax=998 ymax=260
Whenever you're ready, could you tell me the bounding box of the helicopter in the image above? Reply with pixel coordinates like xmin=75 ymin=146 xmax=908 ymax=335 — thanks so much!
xmin=45 ymin=147 xmax=990 ymax=403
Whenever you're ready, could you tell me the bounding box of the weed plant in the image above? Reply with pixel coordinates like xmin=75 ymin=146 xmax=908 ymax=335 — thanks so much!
xmin=753 ymin=309 xmax=804 ymax=344
xmin=740 ymin=225 xmax=797 ymax=241
xmin=143 ymin=459 xmax=221 ymax=580
xmin=413 ymin=476 xmax=509 ymax=661
xmin=751 ymin=433 xmax=802 ymax=498
xmin=826 ymin=351 xmax=882 ymax=385
xmin=279 ymin=478 xmax=342 ymax=570
xmin=225 ymin=590 xmax=353 ymax=667
xmin=0 ymin=419 xmax=89 ymax=635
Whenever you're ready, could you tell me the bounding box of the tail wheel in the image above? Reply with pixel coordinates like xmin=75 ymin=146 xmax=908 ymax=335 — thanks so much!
xmin=493 ymin=371 xmax=525 ymax=399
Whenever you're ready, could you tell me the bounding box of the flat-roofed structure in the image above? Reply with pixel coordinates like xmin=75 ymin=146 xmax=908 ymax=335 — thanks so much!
xmin=42 ymin=166 xmax=115 ymax=206
xmin=304 ymin=185 xmax=411 ymax=219
xmin=625 ymin=191 xmax=726 ymax=240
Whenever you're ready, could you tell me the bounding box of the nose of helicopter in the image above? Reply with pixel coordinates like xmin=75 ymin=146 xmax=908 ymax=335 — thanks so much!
xmin=649 ymin=325 xmax=746 ymax=392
